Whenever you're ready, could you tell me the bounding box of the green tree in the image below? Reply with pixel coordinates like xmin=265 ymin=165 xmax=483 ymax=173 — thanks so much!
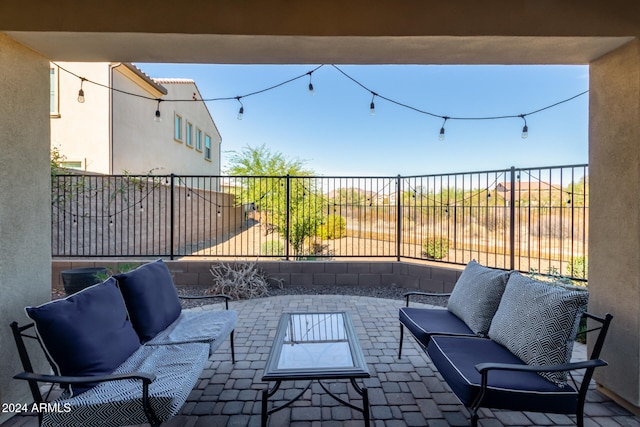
xmin=565 ymin=176 xmax=588 ymax=207
xmin=318 ymin=214 xmax=347 ymax=239
xmin=225 ymin=144 xmax=326 ymax=257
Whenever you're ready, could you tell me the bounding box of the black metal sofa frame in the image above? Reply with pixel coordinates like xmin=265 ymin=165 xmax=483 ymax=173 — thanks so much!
xmin=10 ymin=293 xmax=236 ymax=427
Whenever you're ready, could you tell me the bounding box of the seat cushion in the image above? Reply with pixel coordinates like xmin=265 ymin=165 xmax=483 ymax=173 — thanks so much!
xmin=427 ymin=335 xmax=578 ymax=414
xmin=42 ymin=343 xmax=210 ymax=427
xmin=115 ymin=259 xmax=182 ymax=343
xmin=488 ymin=273 xmax=588 ymax=386
xmin=400 ymin=307 xmax=475 ymax=348
xmin=25 ymin=278 xmax=141 ymax=396
xmin=146 ymin=308 xmax=238 ymax=354
xmin=446 ymin=260 xmax=511 ymax=336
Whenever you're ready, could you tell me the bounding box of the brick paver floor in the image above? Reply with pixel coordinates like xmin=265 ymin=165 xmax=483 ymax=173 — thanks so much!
xmin=3 ymin=295 xmax=639 ymax=427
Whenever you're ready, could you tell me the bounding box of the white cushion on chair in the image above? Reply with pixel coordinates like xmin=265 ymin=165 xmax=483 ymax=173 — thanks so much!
xmin=447 ymin=260 xmax=511 ymax=336
xmin=488 ymin=273 xmax=588 ymax=386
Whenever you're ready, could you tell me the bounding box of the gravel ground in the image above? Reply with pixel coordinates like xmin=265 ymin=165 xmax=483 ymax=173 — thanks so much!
xmin=176 ymin=285 xmax=449 ymax=309
xmin=53 ymin=285 xmax=449 ymax=309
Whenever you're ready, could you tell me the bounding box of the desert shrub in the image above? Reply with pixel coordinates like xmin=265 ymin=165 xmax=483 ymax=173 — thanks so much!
xmin=422 ymin=237 xmax=451 ymax=260
xmin=317 ymin=215 xmax=346 ymax=240
xmin=208 ymin=261 xmax=282 ymax=299
xmin=95 ymin=262 xmax=141 ymax=281
xmin=261 ymin=240 xmax=285 ymax=256
xmin=294 ymin=238 xmax=334 ymax=260
xmin=567 ymin=256 xmax=588 ymax=280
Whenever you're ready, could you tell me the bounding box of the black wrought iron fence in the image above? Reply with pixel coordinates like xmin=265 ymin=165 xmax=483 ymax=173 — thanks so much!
xmin=52 ymin=164 xmax=588 ymax=280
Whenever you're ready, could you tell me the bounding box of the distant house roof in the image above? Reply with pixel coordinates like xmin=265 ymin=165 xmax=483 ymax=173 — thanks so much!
xmin=118 ymin=63 xmax=168 ymax=95
xmin=151 ymin=77 xmax=222 ymax=139
xmin=153 ymin=78 xmax=196 ymax=84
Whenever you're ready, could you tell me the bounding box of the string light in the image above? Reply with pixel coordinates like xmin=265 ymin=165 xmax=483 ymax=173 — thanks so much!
xmin=77 ymin=77 xmax=86 ymax=103
xmin=307 ymin=71 xmax=315 ymax=95
xmin=54 ymin=177 xmax=234 ymax=222
xmin=370 ymin=92 xmax=377 ymax=115
xmin=52 ymin=62 xmax=588 ymax=141
xmin=236 ymin=97 xmax=244 ymax=120
xmin=439 ymin=117 xmax=449 ymax=141
xmin=520 ymin=114 xmax=528 ymax=139
xmin=154 ymin=99 xmax=162 ymax=122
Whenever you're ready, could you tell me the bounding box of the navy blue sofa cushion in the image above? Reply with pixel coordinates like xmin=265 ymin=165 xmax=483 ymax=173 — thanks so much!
xmin=115 ymin=259 xmax=182 ymax=343
xmin=427 ymin=335 xmax=578 ymax=414
xmin=25 ymin=278 xmax=141 ymax=396
xmin=399 ymin=307 xmax=474 ymax=348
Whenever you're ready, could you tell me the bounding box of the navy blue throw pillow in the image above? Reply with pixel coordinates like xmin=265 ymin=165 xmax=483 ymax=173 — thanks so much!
xmin=25 ymin=277 xmax=141 ymax=396
xmin=115 ymin=259 xmax=182 ymax=342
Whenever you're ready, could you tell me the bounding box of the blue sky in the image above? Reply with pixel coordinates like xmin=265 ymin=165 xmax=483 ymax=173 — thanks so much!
xmin=137 ymin=63 xmax=589 ymax=176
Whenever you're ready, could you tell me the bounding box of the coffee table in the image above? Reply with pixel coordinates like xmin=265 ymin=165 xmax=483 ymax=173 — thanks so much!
xmin=261 ymin=311 xmax=371 ymax=426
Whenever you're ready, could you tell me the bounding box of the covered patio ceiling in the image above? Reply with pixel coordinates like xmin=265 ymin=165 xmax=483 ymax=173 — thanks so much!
xmin=2 ymin=1 xmax=639 ymax=65
xmin=3 ymin=32 xmax=635 ymax=64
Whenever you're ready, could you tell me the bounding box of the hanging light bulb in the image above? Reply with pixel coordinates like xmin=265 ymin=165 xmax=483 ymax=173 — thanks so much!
xmin=369 ymin=92 xmax=377 ymax=115
xmin=154 ymin=99 xmax=162 ymax=122
xmin=520 ymin=115 xmax=528 ymax=139
xmin=439 ymin=117 xmax=449 ymax=141
xmin=307 ymin=72 xmax=315 ymax=95
xmin=77 ymin=78 xmax=86 ymax=103
xmin=236 ymin=97 xmax=244 ymax=120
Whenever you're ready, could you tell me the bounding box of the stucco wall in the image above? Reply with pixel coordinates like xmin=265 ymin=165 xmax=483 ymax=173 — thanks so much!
xmin=0 ymin=34 xmax=52 ymax=423
xmin=51 ymin=175 xmax=243 ymax=257
xmin=590 ymin=39 xmax=640 ymax=408
xmin=50 ymin=62 xmax=111 ymax=172
xmin=112 ymin=73 xmax=222 ymax=176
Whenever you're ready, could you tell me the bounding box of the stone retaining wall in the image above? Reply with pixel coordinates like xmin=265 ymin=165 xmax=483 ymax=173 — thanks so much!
xmin=52 ymin=260 xmax=464 ymax=294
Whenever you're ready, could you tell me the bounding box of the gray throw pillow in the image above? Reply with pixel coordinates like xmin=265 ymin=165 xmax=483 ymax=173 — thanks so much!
xmin=447 ymin=260 xmax=511 ymax=336
xmin=487 ymin=273 xmax=589 ymax=386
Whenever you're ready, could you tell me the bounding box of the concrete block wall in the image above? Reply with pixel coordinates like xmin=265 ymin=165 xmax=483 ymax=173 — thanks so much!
xmin=52 ymin=259 xmax=464 ymax=294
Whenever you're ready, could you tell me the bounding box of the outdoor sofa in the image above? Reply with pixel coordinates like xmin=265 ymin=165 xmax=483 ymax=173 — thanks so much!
xmin=11 ymin=259 xmax=237 ymax=427
xmin=399 ymin=260 xmax=612 ymax=427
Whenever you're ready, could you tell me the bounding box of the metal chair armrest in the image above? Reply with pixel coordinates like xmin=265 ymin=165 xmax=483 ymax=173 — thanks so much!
xmin=179 ymin=294 xmax=232 ymax=309
xmin=14 ymin=371 xmax=156 ymax=385
xmin=476 ymin=359 xmax=607 ymax=375
xmin=15 ymin=370 xmax=162 ymax=425
xmin=403 ymin=291 xmax=452 ymax=307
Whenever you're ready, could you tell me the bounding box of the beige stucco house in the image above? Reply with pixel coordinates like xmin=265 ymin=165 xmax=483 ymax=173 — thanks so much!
xmin=51 ymin=62 xmax=222 ymax=175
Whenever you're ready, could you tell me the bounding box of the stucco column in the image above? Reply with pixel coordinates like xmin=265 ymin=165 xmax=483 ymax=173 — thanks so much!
xmin=0 ymin=34 xmax=52 ymax=422
xmin=590 ymin=39 xmax=640 ymax=411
